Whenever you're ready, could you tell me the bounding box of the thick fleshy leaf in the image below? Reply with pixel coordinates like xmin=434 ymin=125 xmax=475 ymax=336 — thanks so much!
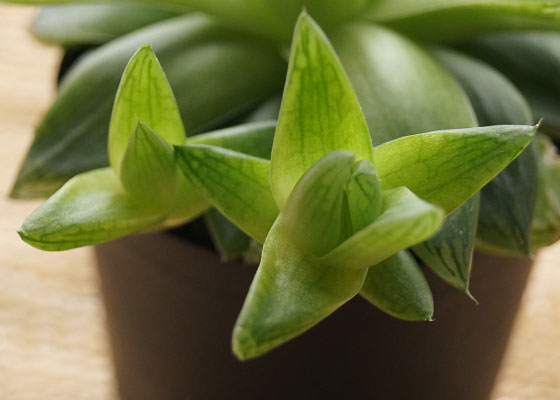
xmin=413 ymin=195 xmax=479 ymax=295
xmin=18 ymin=168 xmax=166 ymax=251
xmin=120 ymin=122 xmax=178 ymax=206
xmin=31 ymin=3 xmax=184 ymax=46
xmin=367 ymin=0 xmax=560 ymax=42
xmin=531 ymin=135 xmax=560 ymax=250
xmin=321 ymin=187 xmax=444 ymax=270
xmin=460 ymin=32 xmax=560 ymax=138
xmin=204 ymin=208 xmax=250 ymax=261
xmin=232 ymin=217 xmax=368 ymax=360
xmin=175 ymin=145 xmax=278 ymax=243
xmin=331 ymin=23 xmax=476 ymax=146
xmin=360 ymin=251 xmax=434 ymax=321
xmin=374 ymin=126 xmax=536 ymax=214
xmin=345 ymin=160 xmax=383 ymax=233
xmin=10 ymin=15 xmax=286 ymax=199
xmin=9 ymin=0 xmax=377 ymax=42
xmin=270 ymin=13 xmax=373 ymax=210
xmin=186 ymin=121 xmax=276 ymax=160
xmin=283 ymin=151 xmax=355 ymax=256
xmin=109 ymin=44 xmax=185 ymax=174
xmin=433 ymin=48 xmax=538 ymax=255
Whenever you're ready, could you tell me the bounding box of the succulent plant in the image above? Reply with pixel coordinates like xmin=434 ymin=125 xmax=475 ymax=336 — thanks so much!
xmin=6 ymin=1 xmax=560 ymax=358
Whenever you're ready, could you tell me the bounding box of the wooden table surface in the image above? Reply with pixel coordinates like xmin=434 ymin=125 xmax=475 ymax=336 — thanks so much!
xmin=0 ymin=6 xmax=559 ymax=400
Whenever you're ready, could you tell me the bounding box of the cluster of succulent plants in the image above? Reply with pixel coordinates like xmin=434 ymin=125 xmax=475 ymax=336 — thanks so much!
xmin=6 ymin=0 xmax=560 ymax=359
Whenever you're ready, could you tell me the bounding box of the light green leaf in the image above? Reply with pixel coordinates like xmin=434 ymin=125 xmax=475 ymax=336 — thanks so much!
xmin=321 ymin=187 xmax=444 ymax=270
xmin=360 ymin=250 xmax=434 ymax=321
xmin=531 ymin=135 xmax=560 ymax=250
xmin=282 ymin=151 xmax=355 ymax=257
xmin=331 ymin=23 xmax=476 ymax=146
xmin=175 ymin=145 xmax=278 ymax=243
xmin=367 ymin=0 xmax=560 ymax=42
xmin=109 ymin=44 xmax=185 ymax=175
xmin=232 ymin=217 xmax=368 ymax=360
xmin=120 ymin=121 xmax=178 ymax=206
xmin=345 ymin=160 xmax=383 ymax=233
xmin=186 ymin=121 xmax=276 ymax=160
xmin=10 ymin=15 xmax=286 ymax=199
xmin=270 ymin=13 xmax=373 ymax=210
xmin=18 ymin=168 xmax=166 ymax=251
xmin=413 ymin=195 xmax=479 ymax=295
xmin=373 ymin=125 xmax=536 ymax=214
xmin=31 ymin=3 xmax=184 ymax=47
xmin=433 ymin=47 xmax=538 ymax=255
xmin=204 ymin=208 xmax=250 ymax=261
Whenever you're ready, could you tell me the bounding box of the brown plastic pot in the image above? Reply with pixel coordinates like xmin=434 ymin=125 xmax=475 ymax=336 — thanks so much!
xmin=95 ymin=232 xmax=532 ymax=400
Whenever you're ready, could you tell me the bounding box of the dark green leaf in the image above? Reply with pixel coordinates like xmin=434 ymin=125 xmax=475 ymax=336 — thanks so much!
xmin=331 ymin=23 xmax=476 ymax=146
xmin=31 ymin=3 xmax=184 ymax=47
xmin=270 ymin=13 xmax=374 ymax=210
xmin=361 ymin=250 xmax=434 ymax=321
xmin=413 ymin=195 xmax=479 ymax=295
xmin=204 ymin=208 xmax=251 ymax=261
xmin=10 ymin=15 xmax=285 ymax=199
xmin=367 ymin=0 xmax=560 ymax=42
xmin=531 ymin=135 xmax=560 ymax=250
xmin=432 ymin=47 xmax=538 ymax=255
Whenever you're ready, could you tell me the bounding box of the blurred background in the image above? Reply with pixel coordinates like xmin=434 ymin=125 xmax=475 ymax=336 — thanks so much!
xmin=0 ymin=5 xmax=559 ymax=399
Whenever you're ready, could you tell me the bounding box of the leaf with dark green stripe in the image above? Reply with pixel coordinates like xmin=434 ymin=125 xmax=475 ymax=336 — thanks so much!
xmin=321 ymin=187 xmax=444 ymax=270
xmin=270 ymin=13 xmax=373 ymax=210
xmin=413 ymin=195 xmax=479 ymax=295
xmin=433 ymin=47 xmax=538 ymax=255
xmin=361 ymin=250 xmax=434 ymax=321
xmin=187 ymin=121 xmax=276 ymax=159
xmin=204 ymin=208 xmax=251 ymax=261
xmin=232 ymin=216 xmax=368 ymax=360
xmin=31 ymin=3 xmax=185 ymax=47
xmin=18 ymin=168 xmax=166 ymax=251
xmin=374 ymin=125 xmax=536 ymax=214
xmin=367 ymin=0 xmax=560 ymax=42
xmin=331 ymin=23 xmax=476 ymax=146
xmin=175 ymin=144 xmax=278 ymax=243
xmin=10 ymin=15 xmax=286 ymax=199
xmin=531 ymin=135 xmax=560 ymax=250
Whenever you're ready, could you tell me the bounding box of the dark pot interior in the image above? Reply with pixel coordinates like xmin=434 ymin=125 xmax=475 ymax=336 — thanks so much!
xmin=96 ymin=232 xmax=532 ymax=400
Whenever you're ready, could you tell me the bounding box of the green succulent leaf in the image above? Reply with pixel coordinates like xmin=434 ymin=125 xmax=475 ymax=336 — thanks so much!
xmin=460 ymin=32 xmax=560 ymax=139
xmin=186 ymin=121 xmax=276 ymax=160
xmin=331 ymin=23 xmax=476 ymax=146
xmin=109 ymin=44 xmax=186 ymax=175
xmin=282 ymin=151 xmax=356 ymax=257
xmin=433 ymin=47 xmax=538 ymax=255
xmin=232 ymin=216 xmax=368 ymax=360
xmin=413 ymin=195 xmax=479 ymax=295
xmin=31 ymin=3 xmax=185 ymax=47
xmin=270 ymin=13 xmax=373 ymax=210
xmin=374 ymin=125 xmax=536 ymax=214
xmin=531 ymin=135 xmax=560 ymax=250
xmin=204 ymin=208 xmax=251 ymax=261
xmin=321 ymin=187 xmax=444 ymax=270
xmin=10 ymin=15 xmax=286 ymax=199
xmin=119 ymin=121 xmax=178 ymax=206
xmin=345 ymin=159 xmax=383 ymax=234
xmin=360 ymin=250 xmax=434 ymax=322
xmin=175 ymin=145 xmax=278 ymax=243
xmin=18 ymin=168 xmax=166 ymax=251
xmin=367 ymin=0 xmax=560 ymax=42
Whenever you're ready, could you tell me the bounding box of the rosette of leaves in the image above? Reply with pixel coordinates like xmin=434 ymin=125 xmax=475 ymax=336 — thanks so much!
xmin=6 ymin=0 xmax=558 ymax=357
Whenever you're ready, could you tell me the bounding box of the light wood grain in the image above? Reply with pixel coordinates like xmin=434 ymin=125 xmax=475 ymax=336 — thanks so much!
xmin=0 ymin=5 xmax=558 ymax=400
